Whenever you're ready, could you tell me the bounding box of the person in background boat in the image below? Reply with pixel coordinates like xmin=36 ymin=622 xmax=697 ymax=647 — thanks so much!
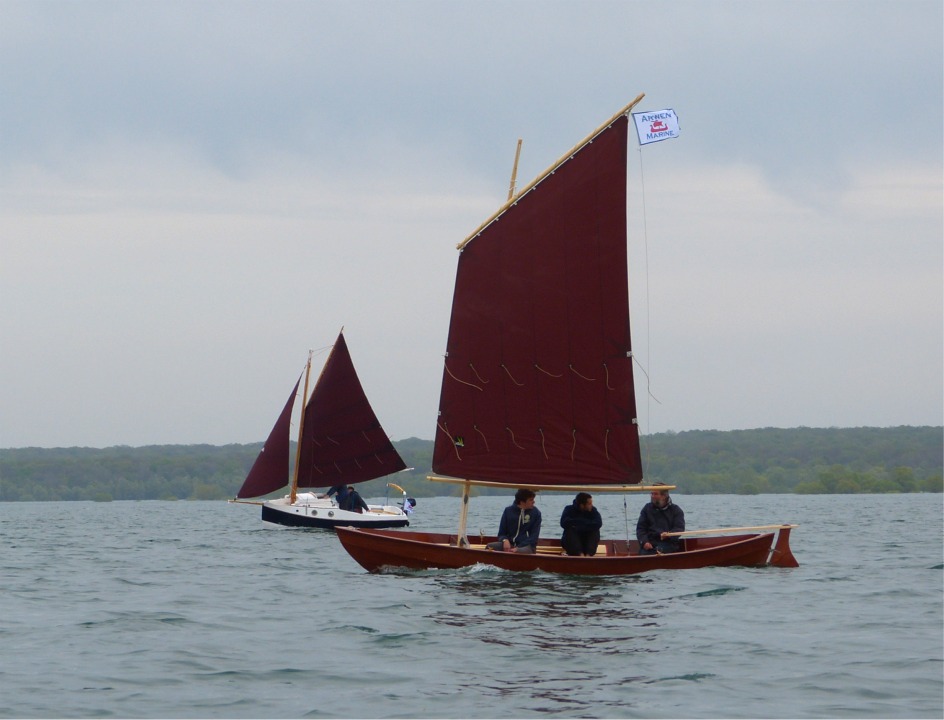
xmin=636 ymin=487 xmax=685 ymax=554
xmin=560 ymin=492 xmax=603 ymax=556
xmin=402 ymin=497 xmax=416 ymax=515
xmin=320 ymin=484 xmax=350 ymax=507
xmin=343 ymin=486 xmax=370 ymax=514
xmin=486 ymin=489 xmax=542 ymax=553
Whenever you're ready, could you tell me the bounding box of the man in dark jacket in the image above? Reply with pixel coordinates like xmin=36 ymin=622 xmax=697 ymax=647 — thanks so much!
xmin=321 ymin=484 xmax=350 ymax=507
xmin=560 ymin=492 xmax=603 ymax=556
xmin=486 ymin=489 xmax=542 ymax=553
xmin=344 ymin=486 xmax=369 ymax=513
xmin=636 ymin=487 xmax=685 ymax=554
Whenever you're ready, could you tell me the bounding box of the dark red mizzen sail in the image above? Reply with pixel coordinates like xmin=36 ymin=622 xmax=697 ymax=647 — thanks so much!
xmin=432 ymin=115 xmax=643 ymax=486
xmin=236 ymin=374 xmax=302 ymax=499
xmin=296 ymin=332 xmax=406 ymax=488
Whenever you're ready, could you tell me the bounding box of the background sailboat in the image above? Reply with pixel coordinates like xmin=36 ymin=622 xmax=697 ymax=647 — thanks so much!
xmin=233 ymin=331 xmax=411 ymax=529
xmin=336 ymin=96 xmax=797 ymax=572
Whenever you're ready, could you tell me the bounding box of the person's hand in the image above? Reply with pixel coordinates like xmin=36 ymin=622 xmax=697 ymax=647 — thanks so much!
xmin=502 ymin=539 xmax=512 ymax=551
xmin=643 ymin=542 xmax=653 ymax=550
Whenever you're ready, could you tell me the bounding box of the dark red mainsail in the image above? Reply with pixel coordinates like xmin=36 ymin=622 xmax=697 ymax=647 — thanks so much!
xmin=295 ymin=332 xmax=406 ymax=488
xmin=432 ymin=115 xmax=643 ymax=486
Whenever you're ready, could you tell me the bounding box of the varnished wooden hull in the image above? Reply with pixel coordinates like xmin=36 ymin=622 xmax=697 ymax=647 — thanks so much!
xmin=335 ymin=527 xmax=798 ymax=576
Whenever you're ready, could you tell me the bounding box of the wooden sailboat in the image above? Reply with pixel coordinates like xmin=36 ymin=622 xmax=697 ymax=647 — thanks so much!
xmin=335 ymin=95 xmax=797 ymax=573
xmin=233 ymin=331 xmax=411 ymax=529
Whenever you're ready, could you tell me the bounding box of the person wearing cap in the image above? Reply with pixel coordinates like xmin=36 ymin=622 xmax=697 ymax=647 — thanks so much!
xmin=636 ymin=487 xmax=685 ymax=554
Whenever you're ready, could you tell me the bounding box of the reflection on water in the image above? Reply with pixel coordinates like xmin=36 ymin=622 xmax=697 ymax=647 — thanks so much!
xmin=415 ymin=566 xmax=666 ymax=655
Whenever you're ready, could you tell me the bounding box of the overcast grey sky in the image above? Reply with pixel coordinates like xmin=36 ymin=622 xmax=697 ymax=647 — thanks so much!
xmin=1 ymin=0 xmax=941 ymax=449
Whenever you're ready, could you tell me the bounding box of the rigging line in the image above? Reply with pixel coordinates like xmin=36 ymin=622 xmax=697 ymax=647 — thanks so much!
xmin=637 ymin=145 xmax=653 ymax=477
xmin=539 ymin=428 xmax=548 ymax=460
xmin=474 ymin=425 xmax=490 ymax=452
xmin=632 ymin=356 xmax=662 ymax=405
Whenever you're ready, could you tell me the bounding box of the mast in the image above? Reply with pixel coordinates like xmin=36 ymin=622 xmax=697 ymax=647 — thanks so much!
xmin=289 ymin=350 xmax=313 ymax=504
xmin=507 ymin=138 xmax=522 ymax=201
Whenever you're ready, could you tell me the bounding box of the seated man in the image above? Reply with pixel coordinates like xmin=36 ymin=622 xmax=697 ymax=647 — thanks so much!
xmin=636 ymin=487 xmax=685 ymax=554
xmin=343 ymin=485 xmax=369 ymax=513
xmin=486 ymin=489 xmax=542 ymax=553
xmin=560 ymin=492 xmax=602 ymax=556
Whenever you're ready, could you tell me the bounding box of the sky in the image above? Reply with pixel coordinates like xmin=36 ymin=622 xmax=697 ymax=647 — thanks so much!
xmin=1 ymin=0 xmax=941 ymax=449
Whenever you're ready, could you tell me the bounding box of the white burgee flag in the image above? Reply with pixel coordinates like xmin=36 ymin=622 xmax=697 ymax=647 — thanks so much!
xmin=632 ymin=109 xmax=680 ymax=145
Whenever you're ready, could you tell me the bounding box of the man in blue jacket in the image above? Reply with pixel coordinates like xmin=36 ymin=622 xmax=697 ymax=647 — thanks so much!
xmin=486 ymin=489 xmax=542 ymax=553
xmin=636 ymin=487 xmax=685 ymax=554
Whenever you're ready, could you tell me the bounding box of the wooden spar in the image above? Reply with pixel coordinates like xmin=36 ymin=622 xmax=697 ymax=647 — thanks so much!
xmin=229 ymin=499 xmax=264 ymax=506
xmin=455 ymin=481 xmax=472 ymax=547
xmin=662 ymin=524 xmax=799 ymax=538
xmin=428 ymin=474 xmax=673 ymax=493
xmin=289 ymin=349 xmax=314 ymax=504
xmin=507 ymin=138 xmax=523 ymax=201
xmin=458 ymin=92 xmax=646 ymax=250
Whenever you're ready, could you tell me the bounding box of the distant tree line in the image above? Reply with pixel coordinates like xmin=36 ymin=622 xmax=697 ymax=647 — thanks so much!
xmin=0 ymin=426 xmax=940 ymax=502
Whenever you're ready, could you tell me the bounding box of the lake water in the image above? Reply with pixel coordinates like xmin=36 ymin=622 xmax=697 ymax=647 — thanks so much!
xmin=2 ymin=493 xmax=941 ymax=718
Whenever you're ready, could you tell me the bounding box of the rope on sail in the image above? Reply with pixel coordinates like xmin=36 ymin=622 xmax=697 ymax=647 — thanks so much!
xmin=501 ymin=364 xmax=524 ymax=386
xmin=437 ymin=421 xmax=463 ymax=460
xmin=444 ymin=361 xmax=483 ymax=391
xmin=469 ymin=363 xmax=490 ymax=383
xmin=506 ymin=427 xmax=526 ymax=450
xmin=535 ymin=363 xmax=563 ymax=378
xmin=569 ymin=364 xmax=596 ymax=382
xmin=604 ymin=363 xmax=614 ymax=390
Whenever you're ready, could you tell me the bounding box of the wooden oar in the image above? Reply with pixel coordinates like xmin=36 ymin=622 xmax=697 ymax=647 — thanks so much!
xmin=662 ymin=524 xmax=798 ymax=538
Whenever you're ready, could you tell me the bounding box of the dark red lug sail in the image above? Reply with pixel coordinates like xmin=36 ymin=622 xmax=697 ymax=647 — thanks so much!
xmin=432 ymin=115 xmax=643 ymax=486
